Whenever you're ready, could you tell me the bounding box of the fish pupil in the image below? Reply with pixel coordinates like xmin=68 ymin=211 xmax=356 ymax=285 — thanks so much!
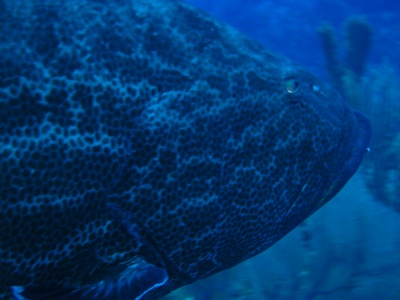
xmin=285 ymin=78 xmax=301 ymax=94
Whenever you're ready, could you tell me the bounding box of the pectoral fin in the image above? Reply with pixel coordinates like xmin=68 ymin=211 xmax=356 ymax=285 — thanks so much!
xmin=12 ymin=259 xmax=168 ymax=300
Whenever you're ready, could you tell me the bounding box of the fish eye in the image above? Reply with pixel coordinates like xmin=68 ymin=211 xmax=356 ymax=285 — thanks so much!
xmin=284 ymin=78 xmax=301 ymax=94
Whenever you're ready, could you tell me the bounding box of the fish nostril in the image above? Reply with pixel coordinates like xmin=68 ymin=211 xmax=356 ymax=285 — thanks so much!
xmin=311 ymin=83 xmax=321 ymax=93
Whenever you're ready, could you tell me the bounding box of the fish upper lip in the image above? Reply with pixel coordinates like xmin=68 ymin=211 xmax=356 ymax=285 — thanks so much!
xmin=347 ymin=110 xmax=372 ymax=166
xmin=331 ymin=109 xmax=371 ymax=194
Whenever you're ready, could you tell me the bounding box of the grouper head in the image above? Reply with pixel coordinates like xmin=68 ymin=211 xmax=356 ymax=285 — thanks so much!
xmin=257 ymin=64 xmax=371 ymax=226
xmin=0 ymin=0 xmax=371 ymax=299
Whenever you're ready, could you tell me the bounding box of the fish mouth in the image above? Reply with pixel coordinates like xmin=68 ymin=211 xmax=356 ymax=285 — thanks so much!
xmin=326 ymin=109 xmax=372 ymax=199
xmin=280 ymin=109 xmax=371 ymax=224
xmin=342 ymin=110 xmax=371 ymax=177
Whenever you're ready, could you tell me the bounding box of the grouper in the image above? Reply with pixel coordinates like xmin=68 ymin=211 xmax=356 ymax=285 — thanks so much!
xmin=0 ymin=0 xmax=371 ymax=299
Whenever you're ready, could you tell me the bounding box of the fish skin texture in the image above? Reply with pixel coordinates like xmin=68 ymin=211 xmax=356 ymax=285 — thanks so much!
xmin=0 ymin=0 xmax=371 ymax=299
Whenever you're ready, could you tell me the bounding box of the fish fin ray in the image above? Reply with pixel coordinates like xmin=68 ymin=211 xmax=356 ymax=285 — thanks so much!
xmin=11 ymin=260 xmax=168 ymax=300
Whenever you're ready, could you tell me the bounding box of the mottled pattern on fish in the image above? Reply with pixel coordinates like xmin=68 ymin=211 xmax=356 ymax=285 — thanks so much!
xmin=0 ymin=0 xmax=370 ymax=299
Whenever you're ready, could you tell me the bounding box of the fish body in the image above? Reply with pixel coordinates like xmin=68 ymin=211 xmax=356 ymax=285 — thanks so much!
xmin=0 ymin=0 xmax=370 ymax=299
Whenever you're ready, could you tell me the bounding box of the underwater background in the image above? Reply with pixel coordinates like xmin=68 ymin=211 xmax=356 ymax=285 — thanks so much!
xmin=166 ymin=0 xmax=400 ymax=299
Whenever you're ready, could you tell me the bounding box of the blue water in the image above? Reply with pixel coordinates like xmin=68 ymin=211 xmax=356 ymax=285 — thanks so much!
xmin=165 ymin=1 xmax=400 ymax=299
xmin=185 ymin=0 xmax=400 ymax=78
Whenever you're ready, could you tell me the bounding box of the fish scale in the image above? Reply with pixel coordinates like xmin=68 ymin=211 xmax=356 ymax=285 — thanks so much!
xmin=0 ymin=0 xmax=371 ymax=299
